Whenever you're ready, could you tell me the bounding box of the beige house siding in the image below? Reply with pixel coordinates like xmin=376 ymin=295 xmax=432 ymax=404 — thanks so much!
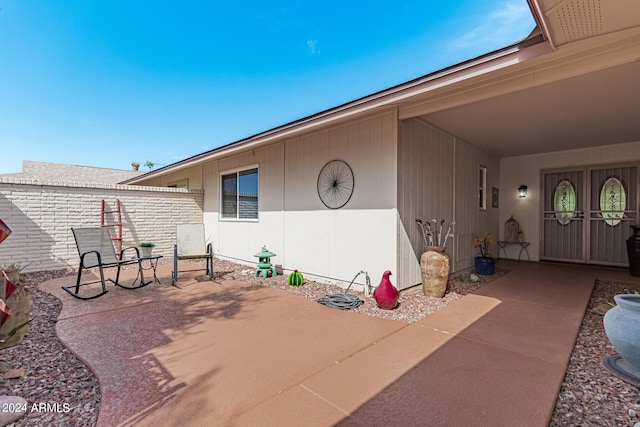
xmin=130 ymin=109 xmax=502 ymax=290
xmin=453 ymin=138 xmax=500 ymax=270
xmin=281 ymin=110 xmax=397 ymax=287
xmin=137 ymin=166 xmax=204 ymax=190
xmin=161 ymin=110 xmax=400 ymax=289
xmin=0 ymin=178 xmax=203 ymax=272
xmin=397 ymin=118 xmax=455 ymax=288
xmin=397 ymin=118 xmax=500 ymax=285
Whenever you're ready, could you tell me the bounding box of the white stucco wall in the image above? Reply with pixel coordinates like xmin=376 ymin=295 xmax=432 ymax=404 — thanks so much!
xmin=0 ymin=178 xmax=204 ymax=272
xmin=500 ymin=141 xmax=640 ymax=261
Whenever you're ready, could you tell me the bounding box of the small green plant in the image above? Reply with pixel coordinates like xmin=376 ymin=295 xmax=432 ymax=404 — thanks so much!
xmin=0 ymin=319 xmax=32 ymax=350
xmin=608 ymin=290 xmax=640 ymax=307
xmin=1 ymin=262 xmax=31 ymax=273
xmin=139 ymin=242 xmax=155 ymax=247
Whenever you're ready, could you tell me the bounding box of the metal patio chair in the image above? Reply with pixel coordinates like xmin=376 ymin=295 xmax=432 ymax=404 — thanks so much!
xmin=172 ymin=224 xmax=214 ymax=283
xmin=62 ymin=227 xmax=152 ymax=300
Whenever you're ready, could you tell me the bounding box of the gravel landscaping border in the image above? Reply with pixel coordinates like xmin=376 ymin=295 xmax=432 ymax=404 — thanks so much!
xmin=0 ymin=269 xmax=99 ymax=427
xmin=550 ymin=279 xmax=640 ymax=427
xmin=0 ymin=261 xmax=638 ymax=426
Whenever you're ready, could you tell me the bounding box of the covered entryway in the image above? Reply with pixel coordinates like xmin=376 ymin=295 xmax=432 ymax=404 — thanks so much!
xmin=542 ymin=163 xmax=638 ymax=266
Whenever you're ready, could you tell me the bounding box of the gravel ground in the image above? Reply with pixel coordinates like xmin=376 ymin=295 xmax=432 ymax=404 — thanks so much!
xmin=0 ymin=269 xmax=99 ymax=427
xmin=213 ymin=259 xmax=506 ymax=323
xmin=0 ymin=260 xmax=638 ymax=426
xmin=550 ymin=279 xmax=640 ymax=427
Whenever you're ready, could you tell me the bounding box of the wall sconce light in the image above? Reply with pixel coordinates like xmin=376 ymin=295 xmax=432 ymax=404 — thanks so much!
xmin=518 ymin=185 xmax=528 ymax=198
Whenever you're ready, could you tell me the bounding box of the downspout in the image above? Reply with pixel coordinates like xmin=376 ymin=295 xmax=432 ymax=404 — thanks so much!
xmin=280 ymin=141 xmax=286 ymax=273
xmin=452 ymin=137 xmax=457 ymax=272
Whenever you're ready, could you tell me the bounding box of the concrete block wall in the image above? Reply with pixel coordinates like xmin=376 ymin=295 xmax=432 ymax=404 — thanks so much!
xmin=0 ymin=177 xmax=204 ymax=272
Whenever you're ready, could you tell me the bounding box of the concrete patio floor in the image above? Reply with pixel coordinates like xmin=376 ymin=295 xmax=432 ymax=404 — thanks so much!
xmin=39 ymin=260 xmax=639 ymax=426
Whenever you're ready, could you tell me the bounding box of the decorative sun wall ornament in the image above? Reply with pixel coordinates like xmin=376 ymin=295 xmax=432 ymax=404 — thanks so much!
xmin=317 ymin=160 xmax=354 ymax=209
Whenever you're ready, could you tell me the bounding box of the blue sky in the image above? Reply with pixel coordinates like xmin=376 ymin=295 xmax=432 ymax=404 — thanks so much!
xmin=0 ymin=1 xmax=535 ymax=174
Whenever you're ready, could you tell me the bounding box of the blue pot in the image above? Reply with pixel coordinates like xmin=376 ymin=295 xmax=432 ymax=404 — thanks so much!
xmin=604 ymin=294 xmax=640 ymax=370
xmin=475 ymin=256 xmax=495 ymax=275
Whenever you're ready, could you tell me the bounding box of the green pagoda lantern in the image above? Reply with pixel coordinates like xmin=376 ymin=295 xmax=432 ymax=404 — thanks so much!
xmin=254 ymin=246 xmax=277 ymax=278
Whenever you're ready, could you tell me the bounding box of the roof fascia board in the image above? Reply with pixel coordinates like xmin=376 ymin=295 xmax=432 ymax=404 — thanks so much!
xmin=527 ymin=0 xmax=557 ymax=50
xmin=390 ymin=42 xmax=550 ymax=114
xmin=533 ymin=26 xmax=640 ymax=82
xmin=399 ymin=25 xmax=640 ymax=119
xmin=369 ymin=40 xmax=545 ymax=107
xmin=123 ymin=105 xmax=398 ymax=182
xmin=124 ymin=35 xmax=547 ymax=184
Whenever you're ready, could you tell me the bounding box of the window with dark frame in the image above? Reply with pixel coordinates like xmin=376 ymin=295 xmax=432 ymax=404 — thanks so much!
xmin=479 ymin=166 xmax=487 ymax=210
xmin=222 ymin=167 xmax=258 ymax=219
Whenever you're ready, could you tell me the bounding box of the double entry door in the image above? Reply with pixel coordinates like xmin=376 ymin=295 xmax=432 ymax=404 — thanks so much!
xmin=542 ymin=163 xmax=638 ymax=266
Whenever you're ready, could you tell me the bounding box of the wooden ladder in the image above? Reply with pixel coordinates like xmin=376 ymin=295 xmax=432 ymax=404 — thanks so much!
xmin=101 ymin=199 xmax=122 ymax=257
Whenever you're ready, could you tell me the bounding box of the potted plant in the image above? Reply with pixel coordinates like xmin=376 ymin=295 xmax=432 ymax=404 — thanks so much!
xmin=1 ymin=267 xmax=32 ymax=349
xmin=139 ymin=242 xmax=155 ymax=258
xmin=0 ymin=263 xmax=30 ymax=284
xmin=472 ymin=232 xmax=496 ymax=275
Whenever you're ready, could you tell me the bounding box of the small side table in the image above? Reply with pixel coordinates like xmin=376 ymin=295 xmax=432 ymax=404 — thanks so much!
xmin=140 ymin=255 xmax=163 ymax=285
xmin=497 ymin=241 xmax=530 ymax=261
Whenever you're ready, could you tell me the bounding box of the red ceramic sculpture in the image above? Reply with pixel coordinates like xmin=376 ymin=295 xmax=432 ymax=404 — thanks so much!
xmin=373 ymin=270 xmax=399 ymax=310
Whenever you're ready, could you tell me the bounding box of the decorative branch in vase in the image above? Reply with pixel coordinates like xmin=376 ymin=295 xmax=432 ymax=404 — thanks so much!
xmin=416 ymin=218 xmax=454 ymax=298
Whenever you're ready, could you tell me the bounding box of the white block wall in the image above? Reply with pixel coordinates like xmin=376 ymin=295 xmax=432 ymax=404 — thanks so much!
xmin=0 ymin=177 xmax=204 ymax=272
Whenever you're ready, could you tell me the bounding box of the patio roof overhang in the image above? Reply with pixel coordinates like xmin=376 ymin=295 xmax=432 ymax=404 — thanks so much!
xmin=528 ymin=0 xmax=640 ymax=50
xmin=411 ymin=26 xmax=640 ymax=158
xmin=419 ymin=0 xmax=640 ymax=158
xmin=123 ymin=0 xmax=640 ymax=184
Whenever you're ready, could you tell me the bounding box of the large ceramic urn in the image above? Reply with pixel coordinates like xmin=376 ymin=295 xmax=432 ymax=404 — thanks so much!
xmin=420 ymin=246 xmax=449 ymax=298
xmin=603 ymin=294 xmax=640 ymax=371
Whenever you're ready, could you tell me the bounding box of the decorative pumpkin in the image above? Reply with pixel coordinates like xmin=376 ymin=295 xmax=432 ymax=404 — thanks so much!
xmin=287 ymin=270 xmax=304 ymax=287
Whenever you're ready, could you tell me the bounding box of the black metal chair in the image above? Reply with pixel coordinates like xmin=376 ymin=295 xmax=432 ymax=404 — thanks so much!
xmin=172 ymin=224 xmax=214 ymax=283
xmin=62 ymin=227 xmax=152 ymax=300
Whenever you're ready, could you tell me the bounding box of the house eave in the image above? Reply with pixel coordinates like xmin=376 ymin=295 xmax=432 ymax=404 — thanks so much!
xmin=121 ymin=33 xmax=547 ymax=185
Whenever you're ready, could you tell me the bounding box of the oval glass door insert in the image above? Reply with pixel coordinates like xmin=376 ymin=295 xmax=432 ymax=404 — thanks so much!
xmin=554 ymin=179 xmax=576 ymax=225
xmin=600 ymin=177 xmax=625 ymax=227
